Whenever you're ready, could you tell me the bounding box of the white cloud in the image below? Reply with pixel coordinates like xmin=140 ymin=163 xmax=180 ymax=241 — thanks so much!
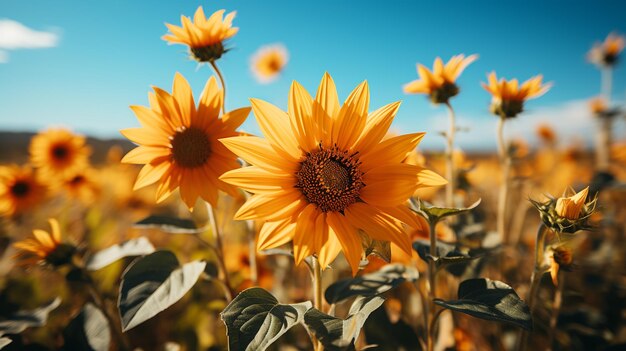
xmin=0 ymin=19 xmax=59 ymax=62
xmin=410 ymin=99 xmax=625 ymax=151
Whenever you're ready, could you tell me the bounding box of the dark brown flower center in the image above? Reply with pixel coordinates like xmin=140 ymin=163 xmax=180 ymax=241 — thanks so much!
xmin=267 ymin=58 xmax=281 ymax=73
xmin=11 ymin=181 xmax=30 ymax=198
xmin=171 ymin=126 xmax=211 ymax=168
xmin=295 ymin=145 xmax=364 ymax=213
xmin=69 ymin=175 xmax=85 ymax=186
xmin=51 ymin=144 xmax=69 ymax=161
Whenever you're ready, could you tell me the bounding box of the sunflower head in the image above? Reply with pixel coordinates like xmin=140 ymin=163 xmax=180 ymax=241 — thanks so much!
xmin=588 ymin=33 xmax=625 ymax=67
xmin=531 ymin=186 xmax=596 ymax=234
xmin=403 ymin=54 xmax=478 ymax=104
xmin=251 ymin=44 xmax=289 ymax=84
xmin=62 ymin=168 xmax=100 ymax=204
xmin=121 ymin=73 xmax=250 ymax=210
xmin=220 ymin=73 xmax=446 ymax=275
xmin=162 ymin=7 xmax=238 ymax=62
xmin=536 ymin=124 xmax=556 ymax=144
xmin=29 ymin=128 xmax=91 ymax=182
xmin=482 ymin=72 xmax=551 ymax=118
xmin=13 ymin=218 xmax=76 ymax=267
xmin=0 ymin=165 xmax=47 ymax=218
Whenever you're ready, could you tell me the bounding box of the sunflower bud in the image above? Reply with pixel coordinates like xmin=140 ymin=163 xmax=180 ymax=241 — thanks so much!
xmin=490 ymin=98 xmax=524 ymax=119
xmin=531 ymin=187 xmax=596 ymax=234
xmin=429 ymin=82 xmax=459 ymax=104
xmin=548 ymin=245 xmax=573 ymax=286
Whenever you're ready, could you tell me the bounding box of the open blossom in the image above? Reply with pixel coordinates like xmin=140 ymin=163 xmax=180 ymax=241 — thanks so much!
xmin=29 ymin=128 xmax=91 ymax=181
xmin=0 ymin=164 xmax=47 ymax=217
xmin=482 ymin=72 xmax=551 ymax=118
xmin=121 ymin=73 xmax=250 ymax=210
xmin=588 ymin=33 xmax=624 ymax=67
xmin=13 ymin=218 xmax=75 ymax=267
xmin=251 ymin=44 xmax=289 ymax=84
xmin=162 ymin=6 xmax=238 ymax=62
xmin=220 ymin=73 xmax=446 ymax=274
xmin=403 ymin=54 xmax=477 ymax=104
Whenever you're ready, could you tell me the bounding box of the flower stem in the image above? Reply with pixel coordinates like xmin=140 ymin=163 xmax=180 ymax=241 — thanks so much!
xmin=444 ymin=101 xmax=456 ymax=208
xmin=496 ymin=116 xmax=510 ymax=244
xmin=209 ymin=60 xmax=227 ymax=114
xmin=206 ymin=202 xmax=235 ymax=301
xmin=427 ymin=219 xmax=438 ymax=351
xmin=596 ymin=67 xmax=613 ymax=171
xmin=547 ymin=273 xmax=565 ymax=351
xmin=312 ymin=257 xmax=324 ymax=351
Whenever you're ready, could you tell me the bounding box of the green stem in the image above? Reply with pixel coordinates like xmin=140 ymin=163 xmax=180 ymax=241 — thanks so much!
xmin=312 ymin=257 xmax=324 ymax=351
xmin=209 ymin=60 xmax=227 ymax=114
xmin=444 ymin=102 xmax=456 ymax=208
xmin=206 ymin=202 xmax=235 ymax=301
xmin=427 ymin=219 xmax=438 ymax=351
xmin=496 ymin=116 xmax=510 ymax=244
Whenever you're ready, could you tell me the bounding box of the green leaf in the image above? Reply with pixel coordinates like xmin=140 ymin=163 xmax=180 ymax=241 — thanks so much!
xmin=325 ymin=264 xmax=418 ymax=304
xmin=304 ymin=296 xmax=384 ymax=350
xmin=0 ymin=337 xmax=10 ymax=349
xmin=118 ymin=250 xmax=206 ymax=331
xmin=434 ymin=278 xmax=532 ymax=330
xmin=0 ymin=297 xmax=61 ymax=335
xmin=134 ymin=215 xmax=207 ymax=234
xmin=412 ymin=199 xmax=481 ymax=223
xmin=86 ymin=237 xmax=155 ymax=271
xmin=221 ymin=287 xmax=312 ymax=351
xmin=412 ymin=239 xmax=482 ymax=269
xmin=62 ymin=303 xmax=110 ymax=351
xmin=359 ymin=231 xmax=391 ymax=263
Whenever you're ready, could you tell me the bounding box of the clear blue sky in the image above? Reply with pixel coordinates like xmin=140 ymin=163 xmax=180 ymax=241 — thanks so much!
xmin=1 ymin=0 xmax=625 ymax=150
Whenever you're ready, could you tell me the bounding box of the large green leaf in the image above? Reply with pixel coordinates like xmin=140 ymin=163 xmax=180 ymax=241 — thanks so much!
xmin=221 ymin=287 xmax=312 ymax=351
xmin=62 ymin=303 xmax=110 ymax=351
xmin=412 ymin=239 xmax=482 ymax=270
xmin=86 ymin=237 xmax=155 ymax=270
xmin=434 ymin=278 xmax=532 ymax=330
xmin=134 ymin=215 xmax=207 ymax=234
xmin=325 ymin=264 xmax=418 ymax=304
xmin=0 ymin=297 xmax=61 ymax=335
xmin=412 ymin=199 xmax=481 ymax=223
xmin=304 ymin=296 xmax=384 ymax=350
xmin=118 ymin=250 xmax=206 ymax=331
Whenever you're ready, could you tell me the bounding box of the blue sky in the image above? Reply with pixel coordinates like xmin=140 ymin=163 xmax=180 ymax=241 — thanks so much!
xmin=1 ymin=0 xmax=625 ymax=150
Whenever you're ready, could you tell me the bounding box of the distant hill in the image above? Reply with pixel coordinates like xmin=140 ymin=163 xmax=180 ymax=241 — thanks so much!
xmin=0 ymin=131 xmax=135 ymax=165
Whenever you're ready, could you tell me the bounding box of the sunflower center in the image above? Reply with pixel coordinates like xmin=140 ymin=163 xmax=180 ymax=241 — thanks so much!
xmin=51 ymin=144 xmax=69 ymax=161
xmin=267 ymin=58 xmax=281 ymax=73
xmin=69 ymin=175 xmax=85 ymax=186
xmin=171 ymin=126 xmax=211 ymax=168
xmin=295 ymin=145 xmax=364 ymax=213
xmin=11 ymin=181 xmax=30 ymax=198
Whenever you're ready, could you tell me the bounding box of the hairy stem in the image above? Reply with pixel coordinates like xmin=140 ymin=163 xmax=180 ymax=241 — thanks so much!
xmin=444 ymin=101 xmax=456 ymax=208
xmin=496 ymin=116 xmax=510 ymax=244
xmin=210 ymin=60 xmax=227 ymax=114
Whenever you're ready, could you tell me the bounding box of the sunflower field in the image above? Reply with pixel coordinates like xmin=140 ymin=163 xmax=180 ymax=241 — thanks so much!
xmin=1 ymin=2 xmax=625 ymax=351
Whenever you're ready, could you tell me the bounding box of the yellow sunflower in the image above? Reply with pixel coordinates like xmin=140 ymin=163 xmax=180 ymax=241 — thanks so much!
xmin=13 ymin=218 xmax=75 ymax=267
xmin=29 ymin=128 xmax=91 ymax=181
xmin=61 ymin=168 xmax=101 ymax=204
xmin=588 ymin=33 xmax=624 ymax=67
xmin=403 ymin=54 xmax=477 ymax=104
xmin=482 ymin=72 xmax=551 ymax=118
xmin=121 ymin=73 xmax=251 ymax=210
xmin=0 ymin=164 xmax=47 ymax=218
xmin=220 ymin=73 xmax=447 ymax=274
xmin=162 ymin=6 xmax=238 ymax=62
xmin=251 ymin=44 xmax=289 ymax=84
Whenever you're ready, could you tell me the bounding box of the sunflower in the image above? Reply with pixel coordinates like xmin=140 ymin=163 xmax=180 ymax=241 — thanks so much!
xmin=403 ymin=54 xmax=477 ymax=104
xmin=13 ymin=218 xmax=75 ymax=267
xmin=482 ymin=72 xmax=551 ymax=118
xmin=251 ymin=44 xmax=289 ymax=84
xmin=61 ymin=168 xmax=100 ymax=204
xmin=121 ymin=73 xmax=250 ymax=210
xmin=220 ymin=73 xmax=447 ymax=274
xmin=536 ymin=124 xmax=557 ymax=144
xmin=588 ymin=33 xmax=624 ymax=67
xmin=29 ymin=128 xmax=91 ymax=181
xmin=162 ymin=6 xmax=238 ymax=62
xmin=0 ymin=164 xmax=47 ymax=218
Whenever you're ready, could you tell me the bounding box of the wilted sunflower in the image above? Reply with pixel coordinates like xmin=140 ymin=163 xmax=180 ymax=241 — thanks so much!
xmin=251 ymin=44 xmax=289 ymax=84
xmin=403 ymin=54 xmax=477 ymax=104
xmin=13 ymin=218 xmax=75 ymax=267
xmin=162 ymin=6 xmax=238 ymax=62
xmin=29 ymin=128 xmax=91 ymax=181
xmin=220 ymin=73 xmax=447 ymax=274
xmin=588 ymin=33 xmax=625 ymax=67
xmin=121 ymin=73 xmax=250 ymax=210
xmin=482 ymin=72 xmax=551 ymax=118
xmin=0 ymin=165 xmax=47 ymax=217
